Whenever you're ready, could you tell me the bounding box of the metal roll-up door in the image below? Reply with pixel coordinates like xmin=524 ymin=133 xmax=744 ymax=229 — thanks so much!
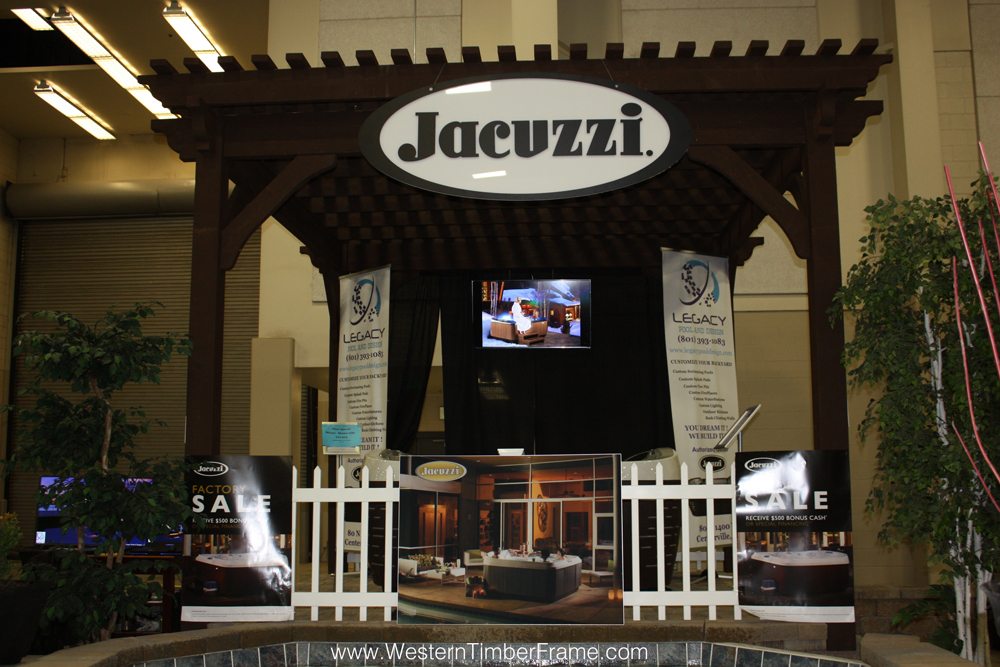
xmin=9 ymin=216 xmax=260 ymax=544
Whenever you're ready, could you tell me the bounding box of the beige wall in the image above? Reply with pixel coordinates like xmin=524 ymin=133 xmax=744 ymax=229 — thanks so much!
xmin=319 ymin=0 xmax=462 ymax=65
xmin=971 ymin=0 xmax=1000 ymax=159
xmin=621 ymin=0 xmax=818 ymax=58
xmin=16 ymin=135 xmax=193 ymax=183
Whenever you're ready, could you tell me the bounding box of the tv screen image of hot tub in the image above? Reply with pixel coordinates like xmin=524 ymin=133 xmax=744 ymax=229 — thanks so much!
xmin=476 ymin=279 xmax=591 ymax=348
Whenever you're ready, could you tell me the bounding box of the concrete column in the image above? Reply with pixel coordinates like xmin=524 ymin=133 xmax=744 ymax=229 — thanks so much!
xmin=882 ymin=0 xmax=945 ymax=199
xmin=511 ymin=0 xmax=558 ymax=57
xmin=249 ymin=337 xmax=301 ymax=457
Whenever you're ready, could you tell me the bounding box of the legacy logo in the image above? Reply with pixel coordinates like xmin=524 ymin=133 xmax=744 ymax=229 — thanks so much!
xmin=350 ymin=277 xmax=382 ymax=326
xmin=680 ymin=259 xmax=720 ymax=307
xmin=359 ymin=73 xmax=691 ymax=201
xmin=194 ymin=461 xmax=229 ymax=477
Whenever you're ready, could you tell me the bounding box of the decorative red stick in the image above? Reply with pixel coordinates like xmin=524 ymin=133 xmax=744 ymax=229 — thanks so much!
xmin=952 ymin=258 xmax=1000 ymax=487
xmin=951 ymin=422 xmax=1000 ymax=513
xmin=947 ymin=166 xmax=1000 ymax=381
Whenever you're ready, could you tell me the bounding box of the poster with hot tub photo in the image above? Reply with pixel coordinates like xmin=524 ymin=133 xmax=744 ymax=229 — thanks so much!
xmin=397 ymin=454 xmax=623 ymax=625
xmin=735 ymin=450 xmax=855 ymax=623
xmin=182 ymin=455 xmax=294 ymax=623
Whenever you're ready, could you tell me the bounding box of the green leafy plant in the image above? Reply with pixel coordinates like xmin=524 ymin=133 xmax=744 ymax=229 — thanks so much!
xmin=892 ymin=583 xmax=963 ymax=654
xmin=0 ymin=512 xmax=21 ymax=580
xmin=5 ymin=303 xmax=192 ymax=645
xmin=834 ymin=172 xmax=1000 ymax=664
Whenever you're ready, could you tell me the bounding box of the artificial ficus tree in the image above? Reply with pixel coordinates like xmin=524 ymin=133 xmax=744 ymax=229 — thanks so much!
xmin=6 ymin=303 xmax=192 ymax=645
xmin=835 ymin=155 xmax=1000 ymax=664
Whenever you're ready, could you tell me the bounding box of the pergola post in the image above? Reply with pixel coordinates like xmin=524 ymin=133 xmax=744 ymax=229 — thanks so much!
xmin=804 ymin=101 xmax=850 ymax=452
xmin=186 ymin=130 xmax=228 ymax=456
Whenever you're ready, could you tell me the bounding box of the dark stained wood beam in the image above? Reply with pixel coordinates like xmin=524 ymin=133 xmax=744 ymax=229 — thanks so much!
xmin=462 ymin=46 xmax=482 ymax=63
xmin=150 ymin=58 xmax=177 ymax=75
xmin=498 ymin=45 xmax=517 ymax=62
xmin=391 ymin=49 xmax=412 ymax=65
xmin=286 ymin=53 xmax=311 ymax=70
xmin=251 ymin=54 xmax=278 ymax=71
xmin=143 ymin=52 xmax=890 ymax=109
xmin=710 ymin=41 xmax=732 ymax=58
xmin=321 ymin=51 xmax=345 ymax=68
xmin=186 ymin=125 xmax=227 ymax=456
xmin=183 ymin=57 xmax=209 ymax=74
xmin=640 ymin=42 xmax=660 ymax=59
xmin=606 ymin=43 xmax=624 ymax=60
xmin=570 ymin=43 xmax=588 ymax=60
xmin=219 ymin=55 xmax=244 ymax=72
xmin=803 ymin=100 xmax=850 ymax=452
xmin=746 ymin=40 xmax=769 ymax=57
xmin=688 ymin=145 xmax=810 ymax=258
xmin=675 ymin=42 xmax=696 ymax=58
xmin=534 ymin=44 xmax=552 ymax=61
xmin=817 ymin=39 xmax=842 ymax=57
xmin=426 ymin=47 xmax=447 ymax=64
xmin=781 ymin=40 xmax=805 ymax=56
xmin=356 ymin=50 xmax=378 ymax=66
xmin=220 ymin=154 xmax=338 ymax=270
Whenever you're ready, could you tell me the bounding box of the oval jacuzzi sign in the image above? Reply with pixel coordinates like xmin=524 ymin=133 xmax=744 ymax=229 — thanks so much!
xmin=415 ymin=461 xmax=468 ymax=482
xmin=359 ymin=73 xmax=691 ymax=201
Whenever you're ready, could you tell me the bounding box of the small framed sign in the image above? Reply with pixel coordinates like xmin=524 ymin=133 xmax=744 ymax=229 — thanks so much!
xmin=321 ymin=421 xmax=361 ymax=454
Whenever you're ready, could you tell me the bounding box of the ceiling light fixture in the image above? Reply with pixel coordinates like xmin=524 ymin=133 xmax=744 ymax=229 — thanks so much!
xmin=162 ymin=1 xmax=224 ymax=73
xmin=11 ymin=8 xmax=53 ymax=31
xmin=48 ymin=7 xmax=174 ymax=119
xmin=34 ymin=81 xmax=115 ymax=140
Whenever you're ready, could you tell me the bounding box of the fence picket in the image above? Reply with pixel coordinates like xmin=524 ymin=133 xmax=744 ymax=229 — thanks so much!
xmin=290 ymin=458 xmax=739 ymax=621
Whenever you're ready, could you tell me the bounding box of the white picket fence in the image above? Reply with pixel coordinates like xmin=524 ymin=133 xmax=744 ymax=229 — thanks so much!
xmin=290 ymin=460 xmax=739 ymax=622
xmin=621 ymin=461 xmax=740 ymax=621
xmin=291 ymin=465 xmax=397 ymax=621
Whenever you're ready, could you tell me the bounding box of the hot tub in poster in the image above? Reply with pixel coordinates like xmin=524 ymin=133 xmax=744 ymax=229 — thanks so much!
xmin=482 ymin=554 xmax=582 ymax=602
xmin=749 ymin=550 xmax=849 ymax=596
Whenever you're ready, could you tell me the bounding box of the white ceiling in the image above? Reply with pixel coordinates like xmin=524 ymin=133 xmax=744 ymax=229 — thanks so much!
xmin=0 ymin=0 xmax=268 ymax=140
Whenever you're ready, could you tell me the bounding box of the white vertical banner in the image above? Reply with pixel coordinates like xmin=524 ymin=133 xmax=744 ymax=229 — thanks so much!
xmin=336 ymin=266 xmax=390 ymax=487
xmin=662 ymin=249 xmax=739 ymax=545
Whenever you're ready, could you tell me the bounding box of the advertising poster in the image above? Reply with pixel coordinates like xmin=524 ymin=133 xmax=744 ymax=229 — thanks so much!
xmin=735 ymin=451 xmax=855 ymax=623
xmin=662 ymin=248 xmax=739 ymax=545
xmin=182 ymin=456 xmax=294 ymax=622
xmin=336 ymin=266 xmax=390 ymax=487
xmin=397 ymin=454 xmax=623 ymax=625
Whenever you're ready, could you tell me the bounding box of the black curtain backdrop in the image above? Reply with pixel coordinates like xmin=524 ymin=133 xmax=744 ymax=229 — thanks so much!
xmin=386 ymin=273 xmax=440 ymax=452
xmin=440 ymin=272 xmax=673 ymax=458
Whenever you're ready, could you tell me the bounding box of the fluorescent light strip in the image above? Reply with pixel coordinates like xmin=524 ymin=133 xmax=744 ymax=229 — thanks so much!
xmin=34 ymin=81 xmax=115 ymax=140
xmin=49 ymin=8 xmax=175 ymax=119
xmin=162 ymin=1 xmax=224 ymax=73
xmin=473 ymin=170 xmax=507 ymax=179
xmin=11 ymin=8 xmax=53 ymax=31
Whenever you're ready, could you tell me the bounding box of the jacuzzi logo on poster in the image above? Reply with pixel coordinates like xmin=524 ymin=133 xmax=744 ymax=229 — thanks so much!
xmin=359 ymin=73 xmax=691 ymax=201
xmin=194 ymin=461 xmax=229 ymax=477
xmin=415 ymin=461 xmax=468 ymax=482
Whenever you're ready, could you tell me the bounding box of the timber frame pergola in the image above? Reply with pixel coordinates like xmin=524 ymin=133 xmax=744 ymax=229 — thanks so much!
xmin=142 ymin=39 xmax=891 ymax=458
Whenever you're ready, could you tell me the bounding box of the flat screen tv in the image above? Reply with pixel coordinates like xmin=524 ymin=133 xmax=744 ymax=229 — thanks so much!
xmin=476 ymin=279 xmax=591 ymax=348
xmin=34 ymin=475 xmax=184 ymax=555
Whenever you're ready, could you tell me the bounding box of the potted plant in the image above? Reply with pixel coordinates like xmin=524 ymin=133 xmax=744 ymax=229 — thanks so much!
xmin=0 ymin=512 xmax=49 ymax=663
xmin=5 ymin=303 xmax=192 ymax=647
